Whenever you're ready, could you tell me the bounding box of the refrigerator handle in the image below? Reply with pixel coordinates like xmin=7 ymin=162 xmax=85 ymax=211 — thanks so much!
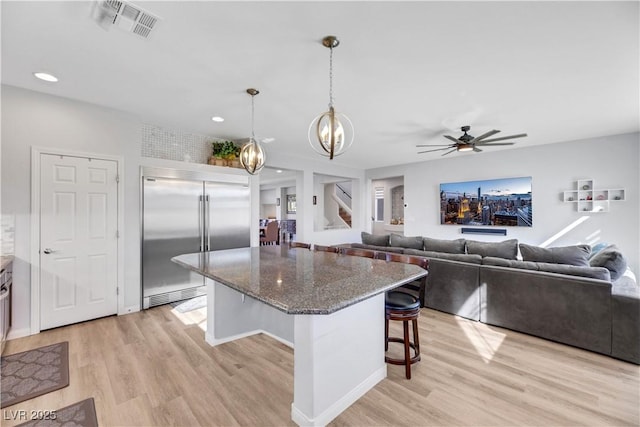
xmin=199 ymin=195 xmax=204 ymax=252
xmin=205 ymin=195 xmax=211 ymax=251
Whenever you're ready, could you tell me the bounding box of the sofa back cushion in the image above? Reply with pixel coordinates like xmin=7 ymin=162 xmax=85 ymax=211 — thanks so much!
xmin=361 ymin=232 xmax=389 ymax=247
xmin=351 ymin=243 xmax=405 ymax=254
xmin=390 ymin=234 xmax=424 ymax=250
xmin=589 ymin=245 xmax=627 ymax=281
xmin=535 ymin=262 xmax=611 ymax=281
xmin=423 ymin=237 xmax=466 ymax=254
xmin=520 ymin=243 xmax=591 ymax=266
xmin=404 ymin=249 xmax=483 ymax=265
xmin=466 ymin=239 xmax=518 ymax=260
xmin=482 ymin=256 xmax=539 ymax=271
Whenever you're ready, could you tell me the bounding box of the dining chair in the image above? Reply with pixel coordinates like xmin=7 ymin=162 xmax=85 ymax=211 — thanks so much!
xmin=289 ymin=241 xmax=311 ymax=249
xmin=260 ymin=221 xmax=279 ymax=245
xmin=314 ymin=244 xmax=339 ymax=253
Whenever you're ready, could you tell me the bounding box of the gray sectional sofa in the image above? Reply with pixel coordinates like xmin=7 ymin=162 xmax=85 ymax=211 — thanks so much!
xmin=344 ymin=233 xmax=640 ymax=365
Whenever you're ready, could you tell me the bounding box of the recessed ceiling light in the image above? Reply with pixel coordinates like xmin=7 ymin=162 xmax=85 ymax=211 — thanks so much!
xmin=211 ymin=116 xmax=224 ymax=122
xmin=33 ymin=72 xmax=58 ymax=82
xmin=276 ymin=170 xmax=283 ymax=174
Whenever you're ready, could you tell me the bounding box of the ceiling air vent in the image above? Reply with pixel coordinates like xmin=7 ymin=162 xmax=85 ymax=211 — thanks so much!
xmin=94 ymin=0 xmax=160 ymax=39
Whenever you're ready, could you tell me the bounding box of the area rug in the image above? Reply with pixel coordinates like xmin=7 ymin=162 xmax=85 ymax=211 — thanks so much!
xmin=16 ymin=398 xmax=98 ymax=427
xmin=1 ymin=342 xmax=69 ymax=409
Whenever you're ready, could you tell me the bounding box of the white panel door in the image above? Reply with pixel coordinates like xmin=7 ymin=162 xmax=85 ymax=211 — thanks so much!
xmin=40 ymin=154 xmax=118 ymax=330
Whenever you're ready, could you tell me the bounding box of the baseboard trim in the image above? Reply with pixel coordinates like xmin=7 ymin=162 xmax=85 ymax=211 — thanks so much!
xmin=206 ymin=329 xmax=262 ymax=346
xmin=6 ymin=327 xmax=32 ymax=340
xmin=206 ymin=329 xmax=294 ymax=349
xmin=261 ymin=330 xmax=294 ymax=349
xmin=291 ymin=365 xmax=387 ymax=426
xmin=119 ymin=305 xmax=140 ymax=315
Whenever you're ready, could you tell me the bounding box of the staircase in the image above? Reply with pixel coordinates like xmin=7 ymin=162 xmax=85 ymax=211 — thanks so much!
xmin=338 ymin=206 xmax=352 ymax=227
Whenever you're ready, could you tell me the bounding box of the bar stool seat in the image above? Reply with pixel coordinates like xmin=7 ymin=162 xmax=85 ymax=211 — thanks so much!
xmin=386 ymin=291 xmax=420 ymax=310
xmin=385 ymin=291 xmax=421 ymax=379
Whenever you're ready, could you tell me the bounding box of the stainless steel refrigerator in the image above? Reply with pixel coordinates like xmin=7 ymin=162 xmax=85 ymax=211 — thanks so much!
xmin=141 ymin=167 xmax=250 ymax=309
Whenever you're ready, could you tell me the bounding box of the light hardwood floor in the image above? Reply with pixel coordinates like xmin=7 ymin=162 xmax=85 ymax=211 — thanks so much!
xmin=2 ymin=306 xmax=639 ymax=426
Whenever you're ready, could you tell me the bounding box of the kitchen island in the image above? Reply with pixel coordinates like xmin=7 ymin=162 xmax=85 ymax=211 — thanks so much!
xmin=172 ymin=246 xmax=427 ymax=426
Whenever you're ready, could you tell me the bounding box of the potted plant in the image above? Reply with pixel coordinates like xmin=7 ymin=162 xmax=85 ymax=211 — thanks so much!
xmin=231 ymin=144 xmax=242 ymax=168
xmin=222 ymin=141 xmax=236 ymax=160
xmin=211 ymin=141 xmax=227 ymax=166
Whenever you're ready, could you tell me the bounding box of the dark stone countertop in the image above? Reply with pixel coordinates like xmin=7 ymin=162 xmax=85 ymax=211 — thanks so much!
xmin=172 ymin=246 xmax=427 ymax=315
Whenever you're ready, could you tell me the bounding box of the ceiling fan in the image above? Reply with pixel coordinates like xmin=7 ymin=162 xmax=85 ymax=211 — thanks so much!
xmin=416 ymin=125 xmax=527 ymax=156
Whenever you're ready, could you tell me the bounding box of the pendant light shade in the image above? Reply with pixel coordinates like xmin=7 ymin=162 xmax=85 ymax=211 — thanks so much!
xmin=239 ymin=138 xmax=266 ymax=174
xmin=308 ymin=36 xmax=354 ymax=160
xmin=240 ymin=88 xmax=266 ymax=175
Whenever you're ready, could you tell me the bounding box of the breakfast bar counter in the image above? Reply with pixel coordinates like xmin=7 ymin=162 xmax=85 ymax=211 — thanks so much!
xmin=173 ymin=246 xmax=427 ymax=426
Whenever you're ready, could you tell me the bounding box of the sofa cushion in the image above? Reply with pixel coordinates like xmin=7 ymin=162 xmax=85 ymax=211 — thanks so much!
xmin=390 ymin=234 xmax=423 ymax=250
xmin=351 ymin=243 xmax=405 ymax=254
xmin=404 ymin=249 xmax=483 ymax=265
xmin=482 ymin=256 xmax=539 ymax=271
xmin=535 ymin=262 xmax=611 ymax=281
xmin=466 ymin=239 xmax=518 ymax=260
xmin=520 ymin=243 xmax=591 ymax=266
xmin=589 ymin=245 xmax=627 ymax=281
xmin=611 ymin=268 xmax=639 ymax=298
xmin=589 ymin=242 xmax=610 ymax=258
xmin=361 ymin=232 xmax=389 ymax=247
xmin=423 ymin=237 xmax=466 ymax=254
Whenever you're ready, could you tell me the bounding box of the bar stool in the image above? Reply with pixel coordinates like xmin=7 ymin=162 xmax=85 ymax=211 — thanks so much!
xmin=339 ymin=247 xmax=386 ymax=260
xmin=289 ymin=241 xmax=311 ymax=249
xmin=313 ymin=244 xmax=339 ymax=253
xmin=385 ymin=291 xmax=421 ymax=379
xmin=385 ymin=253 xmax=429 ymax=307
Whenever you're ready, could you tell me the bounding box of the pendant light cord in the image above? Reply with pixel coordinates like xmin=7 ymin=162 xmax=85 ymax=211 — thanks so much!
xmin=328 ymin=46 xmax=334 ymax=109
xmin=251 ymin=94 xmax=256 ymax=139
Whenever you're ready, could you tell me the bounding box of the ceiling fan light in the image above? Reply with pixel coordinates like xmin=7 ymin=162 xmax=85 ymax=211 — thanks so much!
xmin=239 ymin=138 xmax=266 ymax=175
xmin=457 ymin=144 xmax=474 ymax=152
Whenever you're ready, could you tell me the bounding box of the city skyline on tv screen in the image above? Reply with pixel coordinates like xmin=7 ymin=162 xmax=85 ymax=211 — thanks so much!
xmin=440 ymin=176 xmax=532 ymax=227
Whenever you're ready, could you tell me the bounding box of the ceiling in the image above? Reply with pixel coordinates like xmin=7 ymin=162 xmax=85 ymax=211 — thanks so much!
xmin=2 ymin=1 xmax=638 ymax=170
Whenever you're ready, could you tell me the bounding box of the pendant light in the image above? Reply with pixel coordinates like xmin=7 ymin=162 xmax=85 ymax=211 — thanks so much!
xmin=308 ymin=36 xmax=354 ymax=160
xmin=239 ymin=88 xmax=266 ymax=175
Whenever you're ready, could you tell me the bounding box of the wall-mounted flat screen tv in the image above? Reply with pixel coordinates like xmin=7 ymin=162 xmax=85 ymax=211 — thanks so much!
xmin=440 ymin=176 xmax=532 ymax=227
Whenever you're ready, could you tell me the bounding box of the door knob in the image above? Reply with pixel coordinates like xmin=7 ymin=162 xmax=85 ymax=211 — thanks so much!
xmin=43 ymin=248 xmax=55 ymax=254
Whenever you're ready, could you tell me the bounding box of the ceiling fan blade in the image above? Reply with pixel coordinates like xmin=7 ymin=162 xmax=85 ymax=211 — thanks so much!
xmin=415 ymin=144 xmax=454 ymax=147
xmin=473 ymin=147 xmax=483 ymax=152
xmin=476 ymin=142 xmax=515 ymax=147
xmin=469 ymin=129 xmax=500 ymax=144
xmin=441 ymin=148 xmax=457 ymax=156
xmin=444 ymin=135 xmax=460 ymax=143
xmin=479 ymin=133 xmax=527 ymax=143
xmin=417 ymin=147 xmax=451 ymax=154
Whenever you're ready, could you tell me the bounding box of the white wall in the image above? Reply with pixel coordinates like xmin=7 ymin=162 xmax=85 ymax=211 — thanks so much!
xmin=1 ymin=85 xmax=142 ymax=335
xmin=260 ymin=188 xmax=277 ymax=218
xmin=367 ymin=133 xmax=640 ymax=275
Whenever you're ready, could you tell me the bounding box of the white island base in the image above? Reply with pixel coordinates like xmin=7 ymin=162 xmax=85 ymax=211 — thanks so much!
xmin=205 ymin=280 xmax=387 ymax=426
